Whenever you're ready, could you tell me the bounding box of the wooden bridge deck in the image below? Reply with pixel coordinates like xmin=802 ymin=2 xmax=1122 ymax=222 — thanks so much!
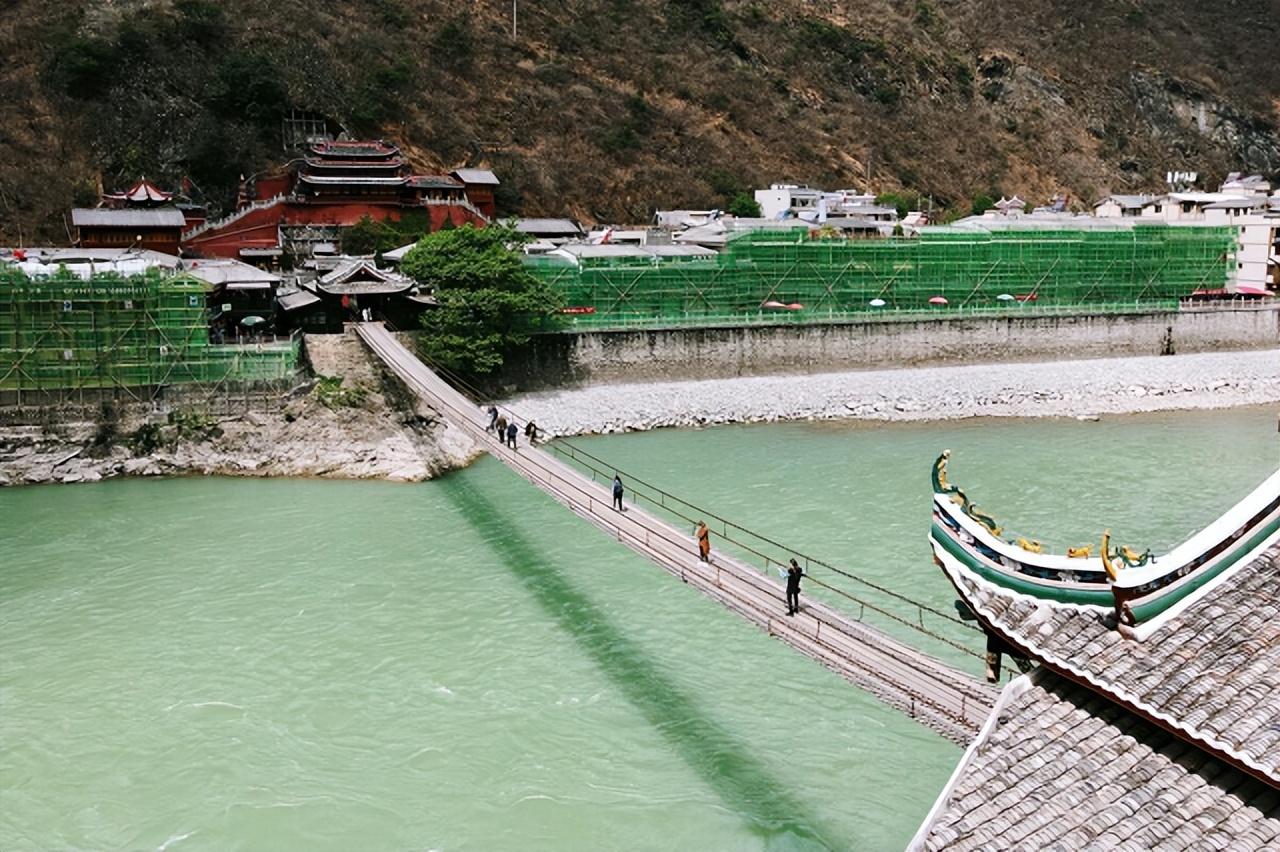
xmin=357 ymin=323 xmax=997 ymax=744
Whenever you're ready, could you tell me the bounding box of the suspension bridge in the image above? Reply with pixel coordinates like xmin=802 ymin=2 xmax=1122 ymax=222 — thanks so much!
xmin=356 ymin=323 xmax=998 ymax=744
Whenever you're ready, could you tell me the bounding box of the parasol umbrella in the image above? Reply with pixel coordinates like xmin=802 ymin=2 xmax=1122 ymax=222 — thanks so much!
xmin=240 ymin=315 xmax=267 ymax=327
xmin=996 ymin=293 xmax=1015 ymax=302
xmin=868 ymin=298 xmax=886 ymax=307
xmin=928 ymin=296 xmax=948 ymax=305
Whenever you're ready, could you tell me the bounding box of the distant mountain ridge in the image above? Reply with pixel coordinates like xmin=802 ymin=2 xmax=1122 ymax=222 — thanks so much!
xmin=2 ymin=0 xmax=1277 ymax=242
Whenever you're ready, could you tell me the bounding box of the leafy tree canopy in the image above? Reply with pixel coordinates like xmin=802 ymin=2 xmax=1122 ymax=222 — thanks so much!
xmin=401 ymin=223 xmax=563 ymax=376
xmin=726 ymin=192 xmax=761 ymax=218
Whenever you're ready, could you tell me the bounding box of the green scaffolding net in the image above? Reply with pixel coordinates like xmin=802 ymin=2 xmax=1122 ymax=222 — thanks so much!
xmin=0 ymin=269 xmax=299 ymax=393
xmin=527 ymin=225 xmax=1237 ymax=330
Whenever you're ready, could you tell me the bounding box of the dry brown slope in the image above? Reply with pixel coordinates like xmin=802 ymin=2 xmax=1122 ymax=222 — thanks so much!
xmin=1 ymin=0 xmax=1277 ymax=241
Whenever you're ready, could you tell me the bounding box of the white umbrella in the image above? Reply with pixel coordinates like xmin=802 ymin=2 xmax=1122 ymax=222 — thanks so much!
xmin=868 ymin=298 xmax=886 ymax=307
xmin=996 ymin=293 xmax=1015 ymax=302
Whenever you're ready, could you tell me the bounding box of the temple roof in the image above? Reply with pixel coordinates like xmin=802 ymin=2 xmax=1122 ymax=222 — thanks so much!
xmin=71 ymin=208 xmax=187 ymax=228
xmin=944 ymin=540 xmax=1280 ymax=783
xmin=451 ymin=168 xmax=500 ymax=186
xmin=104 ymin=179 xmax=173 ymax=204
xmin=407 ymin=175 xmax=463 ymax=190
xmin=316 ymin=258 xmax=412 ymax=295
xmin=911 ymin=670 xmax=1280 ymax=850
xmin=297 ymin=174 xmax=409 ymax=186
xmin=310 ymin=140 xmax=401 ymax=159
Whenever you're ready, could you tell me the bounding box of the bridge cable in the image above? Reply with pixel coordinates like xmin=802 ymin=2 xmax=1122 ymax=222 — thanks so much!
xmin=402 ymin=347 xmax=982 ymax=656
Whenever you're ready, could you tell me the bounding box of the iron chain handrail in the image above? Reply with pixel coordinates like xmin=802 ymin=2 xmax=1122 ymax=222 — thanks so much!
xmin=409 ymin=347 xmax=982 ymax=657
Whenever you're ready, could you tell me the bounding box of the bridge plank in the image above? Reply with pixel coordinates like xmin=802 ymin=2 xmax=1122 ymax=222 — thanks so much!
xmin=356 ymin=323 xmax=997 ymax=744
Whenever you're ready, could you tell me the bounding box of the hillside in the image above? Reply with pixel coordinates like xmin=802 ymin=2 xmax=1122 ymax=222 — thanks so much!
xmin=2 ymin=0 xmax=1278 ymax=242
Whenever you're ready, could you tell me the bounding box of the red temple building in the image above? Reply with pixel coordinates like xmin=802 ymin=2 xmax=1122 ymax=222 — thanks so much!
xmin=183 ymin=140 xmax=496 ymax=260
xmin=72 ymin=179 xmax=206 ymax=253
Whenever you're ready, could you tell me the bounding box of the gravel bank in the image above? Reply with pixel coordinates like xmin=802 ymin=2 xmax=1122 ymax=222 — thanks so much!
xmin=504 ymin=349 xmax=1280 ymax=436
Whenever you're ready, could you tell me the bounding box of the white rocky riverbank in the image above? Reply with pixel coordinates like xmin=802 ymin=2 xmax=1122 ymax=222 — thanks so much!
xmin=503 ymin=349 xmax=1280 ymax=436
xmin=5 ymin=348 xmax=1277 ymax=487
xmin=0 ymin=393 xmax=478 ymax=488
xmin=0 ymin=333 xmax=479 ymax=488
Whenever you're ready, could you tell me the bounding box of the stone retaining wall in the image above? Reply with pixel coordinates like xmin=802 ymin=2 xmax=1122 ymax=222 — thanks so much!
xmin=501 ymin=304 xmax=1280 ymax=389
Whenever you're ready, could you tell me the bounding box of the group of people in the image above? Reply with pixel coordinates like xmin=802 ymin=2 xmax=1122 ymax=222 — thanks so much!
xmin=693 ymin=520 xmax=804 ymax=616
xmin=488 ymin=414 xmax=805 ymax=616
xmin=486 ymin=406 xmax=538 ymax=450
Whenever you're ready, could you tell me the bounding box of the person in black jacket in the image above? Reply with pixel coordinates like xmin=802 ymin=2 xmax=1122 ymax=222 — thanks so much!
xmin=786 ymin=558 xmax=803 ymax=616
xmin=612 ymin=474 xmax=624 ymax=511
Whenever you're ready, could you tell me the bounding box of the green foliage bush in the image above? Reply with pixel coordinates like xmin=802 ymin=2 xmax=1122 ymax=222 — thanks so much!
xmin=313 ymin=376 xmax=369 ymax=410
xmin=433 ymin=16 xmax=475 ymax=71
xmin=727 ymin=193 xmax=761 ymax=218
xmin=401 ymin=224 xmax=563 ymax=377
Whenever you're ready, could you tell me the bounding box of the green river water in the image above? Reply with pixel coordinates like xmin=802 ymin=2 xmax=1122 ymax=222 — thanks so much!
xmin=2 ymin=407 xmax=1276 ymax=851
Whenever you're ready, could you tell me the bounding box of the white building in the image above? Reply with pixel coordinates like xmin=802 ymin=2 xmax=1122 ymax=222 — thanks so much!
xmin=1199 ymin=210 xmax=1280 ymax=294
xmin=1219 ymin=172 xmax=1272 ymax=198
xmin=754 ymin=184 xmax=824 ymax=220
xmin=753 ymin=183 xmax=896 ymax=224
xmin=1093 ymin=194 xmax=1159 ymax=218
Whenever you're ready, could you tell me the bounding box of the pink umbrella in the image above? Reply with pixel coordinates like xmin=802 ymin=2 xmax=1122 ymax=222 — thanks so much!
xmin=1236 ymin=285 xmax=1273 ymax=296
xmin=928 ymin=296 xmax=948 ymax=305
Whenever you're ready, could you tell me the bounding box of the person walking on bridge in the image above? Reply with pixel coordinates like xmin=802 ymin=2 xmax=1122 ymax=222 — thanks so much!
xmin=495 ymin=414 xmax=507 ymax=441
xmin=785 ymin=558 xmax=804 ymax=616
xmin=524 ymin=421 xmax=539 ymax=444
xmin=506 ymin=420 xmax=518 ymax=449
xmin=487 ymin=406 xmax=498 ymax=433
xmin=695 ymin=521 xmax=711 ymax=563
xmin=612 ymin=474 xmax=625 ymax=512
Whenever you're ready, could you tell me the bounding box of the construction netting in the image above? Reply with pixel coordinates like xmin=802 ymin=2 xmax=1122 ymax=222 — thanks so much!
xmin=0 ymin=269 xmax=299 ymax=394
xmin=527 ymin=226 xmax=1237 ymax=329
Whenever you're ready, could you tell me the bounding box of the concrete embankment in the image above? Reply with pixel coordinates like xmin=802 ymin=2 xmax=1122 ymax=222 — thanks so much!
xmin=506 ymin=304 xmax=1280 ymax=388
xmin=503 ymin=349 xmax=1280 ymax=436
xmin=4 ymin=314 xmax=1279 ymax=486
xmin=0 ymin=332 xmax=478 ymax=487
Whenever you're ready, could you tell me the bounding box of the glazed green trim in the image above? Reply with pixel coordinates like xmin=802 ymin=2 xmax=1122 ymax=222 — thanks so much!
xmin=1128 ymin=514 xmax=1280 ymax=622
xmin=931 ymin=523 xmax=1115 ymax=607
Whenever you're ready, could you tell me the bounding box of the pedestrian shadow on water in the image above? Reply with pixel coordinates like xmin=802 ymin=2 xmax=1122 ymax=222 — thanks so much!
xmin=441 ymin=475 xmax=842 ymax=851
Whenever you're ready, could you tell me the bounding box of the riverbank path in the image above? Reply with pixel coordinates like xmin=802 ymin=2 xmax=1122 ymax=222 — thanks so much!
xmin=357 ymin=323 xmax=997 ymax=744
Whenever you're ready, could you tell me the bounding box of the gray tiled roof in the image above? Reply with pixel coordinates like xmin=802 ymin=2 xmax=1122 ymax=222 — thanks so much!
xmin=71 ymin=208 xmax=187 ymax=228
xmin=514 ymin=218 xmax=582 ymax=236
xmin=915 ymin=670 xmax=1280 ymax=850
xmin=947 ymin=542 xmax=1280 ymax=781
xmin=451 ymin=168 xmax=500 ymax=185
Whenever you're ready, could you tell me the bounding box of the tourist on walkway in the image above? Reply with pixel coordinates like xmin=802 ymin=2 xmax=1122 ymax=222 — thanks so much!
xmin=487 ymin=406 xmax=498 ymax=432
xmin=495 ymin=415 xmax=507 ymax=440
xmin=695 ymin=521 xmax=711 ymax=562
xmin=786 ymin=558 xmax=804 ymax=616
xmin=612 ymin=474 xmax=624 ymax=511
xmin=524 ymin=421 xmax=539 ymax=444
xmin=506 ymin=420 xmax=518 ymax=449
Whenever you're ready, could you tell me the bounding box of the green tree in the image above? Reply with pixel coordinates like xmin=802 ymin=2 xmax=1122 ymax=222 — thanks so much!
xmin=401 ymin=224 xmax=563 ymax=376
xmin=970 ymin=192 xmax=996 ymax=216
xmin=727 ymin=192 xmax=762 ymax=218
xmin=876 ymin=192 xmax=914 ymax=219
xmin=343 ymin=214 xmax=402 ymax=255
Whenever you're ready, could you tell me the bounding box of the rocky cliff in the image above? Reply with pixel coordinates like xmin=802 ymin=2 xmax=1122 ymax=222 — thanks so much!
xmin=2 ymin=0 xmax=1277 ymax=241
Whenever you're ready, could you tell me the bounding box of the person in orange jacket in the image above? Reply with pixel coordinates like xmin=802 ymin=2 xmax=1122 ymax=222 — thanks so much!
xmin=695 ymin=521 xmax=711 ymax=562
